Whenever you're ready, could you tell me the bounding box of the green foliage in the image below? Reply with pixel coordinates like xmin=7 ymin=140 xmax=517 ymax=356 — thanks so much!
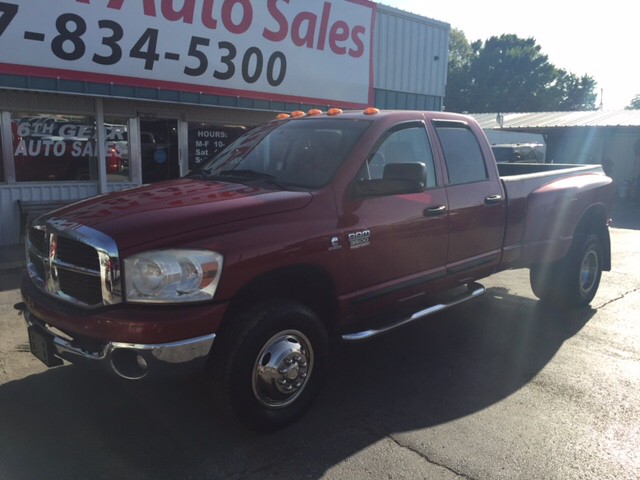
xmin=445 ymin=33 xmax=597 ymax=113
xmin=445 ymin=29 xmax=473 ymax=109
xmin=625 ymin=94 xmax=640 ymax=110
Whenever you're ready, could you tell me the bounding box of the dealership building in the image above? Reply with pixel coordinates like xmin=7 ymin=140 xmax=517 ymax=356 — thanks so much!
xmin=0 ymin=1 xmax=449 ymax=246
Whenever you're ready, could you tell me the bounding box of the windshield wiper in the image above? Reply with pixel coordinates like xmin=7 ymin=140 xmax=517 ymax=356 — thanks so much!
xmin=218 ymin=169 xmax=286 ymax=189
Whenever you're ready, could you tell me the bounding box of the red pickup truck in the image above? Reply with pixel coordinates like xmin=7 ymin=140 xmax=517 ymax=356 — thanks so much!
xmin=18 ymin=110 xmax=613 ymax=430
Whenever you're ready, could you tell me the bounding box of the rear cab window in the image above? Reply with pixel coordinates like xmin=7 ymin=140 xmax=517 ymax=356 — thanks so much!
xmin=434 ymin=121 xmax=489 ymax=185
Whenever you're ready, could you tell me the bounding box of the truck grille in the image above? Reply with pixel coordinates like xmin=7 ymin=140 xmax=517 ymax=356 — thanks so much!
xmin=57 ymin=237 xmax=100 ymax=271
xmin=26 ymin=221 xmax=122 ymax=308
xmin=58 ymin=269 xmax=104 ymax=305
xmin=29 ymin=227 xmax=46 ymax=252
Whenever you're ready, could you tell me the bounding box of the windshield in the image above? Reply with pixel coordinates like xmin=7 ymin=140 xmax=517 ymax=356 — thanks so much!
xmin=195 ymin=118 xmax=371 ymax=189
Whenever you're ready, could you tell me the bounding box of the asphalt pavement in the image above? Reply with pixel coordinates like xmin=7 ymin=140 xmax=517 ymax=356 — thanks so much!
xmin=0 ymin=244 xmax=24 ymax=273
xmin=0 ymin=200 xmax=638 ymax=479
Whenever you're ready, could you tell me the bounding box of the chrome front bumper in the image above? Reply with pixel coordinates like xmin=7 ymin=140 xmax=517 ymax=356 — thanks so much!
xmin=19 ymin=305 xmax=215 ymax=380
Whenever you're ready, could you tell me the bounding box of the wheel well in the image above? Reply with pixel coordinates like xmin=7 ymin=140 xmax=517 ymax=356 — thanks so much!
xmin=222 ymin=265 xmax=339 ymax=331
xmin=574 ymin=204 xmax=611 ymax=270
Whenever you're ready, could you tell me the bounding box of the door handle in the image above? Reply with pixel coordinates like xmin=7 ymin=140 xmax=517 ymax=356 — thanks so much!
xmin=424 ymin=205 xmax=447 ymax=217
xmin=484 ymin=194 xmax=503 ymax=205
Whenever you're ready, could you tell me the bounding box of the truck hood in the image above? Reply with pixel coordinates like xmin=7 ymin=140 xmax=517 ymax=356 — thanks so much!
xmin=51 ymin=179 xmax=312 ymax=249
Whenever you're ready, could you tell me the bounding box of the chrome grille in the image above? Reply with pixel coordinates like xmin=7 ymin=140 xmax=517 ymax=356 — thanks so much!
xmin=58 ymin=269 xmax=103 ymax=305
xmin=57 ymin=237 xmax=100 ymax=271
xmin=30 ymin=228 xmax=46 ymax=253
xmin=32 ymin=255 xmax=46 ymax=280
xmin=26 ymin=221 xmax=122 ymax=308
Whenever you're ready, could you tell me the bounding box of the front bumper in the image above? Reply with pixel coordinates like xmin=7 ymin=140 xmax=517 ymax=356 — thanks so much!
xmin=19 ymin=305 xmax=215 ymax=380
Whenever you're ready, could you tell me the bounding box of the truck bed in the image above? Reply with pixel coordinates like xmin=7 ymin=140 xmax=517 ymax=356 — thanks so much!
xmin=497 ymin=163 xmax=610 ymax=268
xmin=497 ymin=162 xmax=604 ymax=178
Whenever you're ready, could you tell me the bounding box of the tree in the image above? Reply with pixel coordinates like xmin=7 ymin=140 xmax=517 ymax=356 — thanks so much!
xmin=445 ymin=34 xmax=598 ymax=113
xmin=626 ymin=95 xmax=640 ymax=110
xmin=444 ymin=28 xmax=472 ymax=112
xmin=554 ymin=71 xmax=598 ymax=111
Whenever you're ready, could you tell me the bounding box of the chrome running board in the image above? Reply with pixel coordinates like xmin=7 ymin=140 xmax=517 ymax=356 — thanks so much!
xmin=341 ymin=283 xmax=485 ymax=342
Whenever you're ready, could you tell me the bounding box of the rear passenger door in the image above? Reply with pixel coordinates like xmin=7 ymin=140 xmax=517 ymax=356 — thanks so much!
xmin=433 ymin=120 xmax=506 ymax=276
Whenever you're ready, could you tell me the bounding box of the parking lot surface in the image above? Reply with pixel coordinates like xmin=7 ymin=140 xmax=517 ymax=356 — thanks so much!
xmin=1 ymin=207 xmax=638 ymax=480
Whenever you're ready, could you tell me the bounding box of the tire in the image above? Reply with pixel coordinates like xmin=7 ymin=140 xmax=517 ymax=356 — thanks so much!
xmin=208 ymin=300 xmax=328 ymax=431
xmin=530 ymin=233 xmax=604 ymax=308
xmin=529 ymin=262 xmax=558 ymax=302
xmin=561 ymin=233 xmax=604 ymax=307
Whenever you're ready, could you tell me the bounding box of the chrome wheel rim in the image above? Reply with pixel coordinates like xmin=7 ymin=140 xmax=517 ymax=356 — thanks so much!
xmin=579 ymin=248 xmax=599 ymax=297
xmin=252 ymin=330 xmax=314 ymax=408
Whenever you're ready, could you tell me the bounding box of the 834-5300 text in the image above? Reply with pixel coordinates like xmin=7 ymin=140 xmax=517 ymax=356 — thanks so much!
xmin=0 ymin=2 xmax=287 ymax=87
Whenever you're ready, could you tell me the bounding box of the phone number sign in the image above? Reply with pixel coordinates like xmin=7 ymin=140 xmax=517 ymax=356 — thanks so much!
xmin=0 ymin=0 xmax=375 ymax=108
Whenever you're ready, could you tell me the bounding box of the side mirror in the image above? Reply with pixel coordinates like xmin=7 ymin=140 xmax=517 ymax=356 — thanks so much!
xmin=383 ymin=162 xmax=427 ymax=183
xmin=352 ymin=178 xmax=424 ymax=198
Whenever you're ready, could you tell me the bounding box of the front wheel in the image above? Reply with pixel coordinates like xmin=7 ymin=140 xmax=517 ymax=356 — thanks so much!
xmin=208 ymin=300 xmax=328 ymax=431
xmin=530 ymin=233 xmax=604 ymax=308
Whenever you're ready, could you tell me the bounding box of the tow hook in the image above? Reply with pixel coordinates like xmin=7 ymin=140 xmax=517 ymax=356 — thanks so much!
xmin=14 ymin=302 xmax=27 ymax=315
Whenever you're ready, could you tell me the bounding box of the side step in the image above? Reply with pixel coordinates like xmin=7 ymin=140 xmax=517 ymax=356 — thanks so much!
xmin=341 ymin=282 xmax=486 ymax=342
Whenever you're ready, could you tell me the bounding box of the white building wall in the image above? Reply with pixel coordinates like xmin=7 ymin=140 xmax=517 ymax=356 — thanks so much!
xmin=374 ymin=5 xmax=449 ymax=98
xmin=0 ymin=182 xmax=135 ymax=246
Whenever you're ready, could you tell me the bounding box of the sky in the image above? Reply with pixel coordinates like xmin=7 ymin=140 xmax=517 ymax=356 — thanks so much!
xmin=381 ymin=0 xmax=638 ymax=110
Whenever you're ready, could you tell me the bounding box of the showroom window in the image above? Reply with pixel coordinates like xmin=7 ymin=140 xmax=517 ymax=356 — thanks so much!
xmin=11 ymin=113 xmax=99 ymax=182
xmin=105 ymin=117 xmax=131 ymax=182
xmin=187 ymin=122 xmax=247 ymax=171
xmin=0 ymin=128 xmax=4 ymax=182
xmin=8 ymin=113 xmax=132 ymax=183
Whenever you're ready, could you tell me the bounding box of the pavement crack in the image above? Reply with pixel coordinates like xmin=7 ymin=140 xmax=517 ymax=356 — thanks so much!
xmin=595 ymin=286 xmax=640 ymax=309
xmin=387 ymin=434 xmax=477 ymax=480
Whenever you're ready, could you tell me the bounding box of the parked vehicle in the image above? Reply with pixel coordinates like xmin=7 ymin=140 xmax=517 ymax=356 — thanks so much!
xmin=18 ymin=110 xmax=613 ymax=430
xmin=492 ymin=143 xmax=545 ymax=163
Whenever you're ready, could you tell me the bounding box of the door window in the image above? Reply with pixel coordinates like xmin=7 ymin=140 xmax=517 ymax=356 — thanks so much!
xmin=359 ymin=124 xmax=437 ymax=188
xmin=435 ymin=123 xmax=488 ymax=185
xmin=139 ymin=118 xmax=179 ymax=183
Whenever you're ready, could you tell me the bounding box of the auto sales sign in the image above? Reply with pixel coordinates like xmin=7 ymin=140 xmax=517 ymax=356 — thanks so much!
xmin=0 ymin=0 xmax=376 ymax=108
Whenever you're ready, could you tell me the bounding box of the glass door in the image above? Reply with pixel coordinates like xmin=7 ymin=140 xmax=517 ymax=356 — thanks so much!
xmin=139 ymin=118 xmax=179 ymax=183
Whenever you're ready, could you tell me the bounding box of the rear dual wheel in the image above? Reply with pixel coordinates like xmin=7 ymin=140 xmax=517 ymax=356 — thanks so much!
xmin=530 ymin=233 xmax=604 ymax=308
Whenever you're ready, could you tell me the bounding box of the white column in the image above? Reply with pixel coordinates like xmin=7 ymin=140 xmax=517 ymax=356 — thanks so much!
xmin=128 ymin=117 xmax=142 ymax=185
xmin=0 ymin=111 xmax=16 ymax=183
xmin=178 ymin=119 xmax=189 ymax=176
xmin=95 ymin=98 xmax=107 ymax=194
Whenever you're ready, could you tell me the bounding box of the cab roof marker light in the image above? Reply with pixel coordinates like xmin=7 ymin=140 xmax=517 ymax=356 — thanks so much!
xmin=290 ymin=110 xmax=306 ymax=118
xmin=363 ymin=107 xmax=380 ymax=115
xmin=327 ymin=108 xmax=343 ymax=116
xmin=307 ymin=109 xmax=323 ymax=116
xmin=275 ymin=113 xmax=290 ymax=120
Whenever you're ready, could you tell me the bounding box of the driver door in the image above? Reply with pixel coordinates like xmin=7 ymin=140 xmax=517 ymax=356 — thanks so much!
xmin=340 ymin=122 xmax=449 ymax=319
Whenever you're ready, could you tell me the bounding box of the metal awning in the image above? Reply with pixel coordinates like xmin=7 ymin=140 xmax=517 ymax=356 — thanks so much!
xmin=470 ymin=110 xmax=640 ymax=134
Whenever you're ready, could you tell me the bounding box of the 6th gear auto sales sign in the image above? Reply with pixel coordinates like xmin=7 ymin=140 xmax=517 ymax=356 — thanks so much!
xmin=0 ymin=0 xmax=376 ymax=108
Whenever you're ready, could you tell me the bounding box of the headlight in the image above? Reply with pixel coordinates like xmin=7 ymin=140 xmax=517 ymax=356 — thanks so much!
xmin=124 ymin=250 xmax=223 ymax=303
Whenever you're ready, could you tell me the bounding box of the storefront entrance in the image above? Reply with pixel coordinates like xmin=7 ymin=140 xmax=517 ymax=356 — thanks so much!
xmin=139 ymin=118 xmax=180 ymax=183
